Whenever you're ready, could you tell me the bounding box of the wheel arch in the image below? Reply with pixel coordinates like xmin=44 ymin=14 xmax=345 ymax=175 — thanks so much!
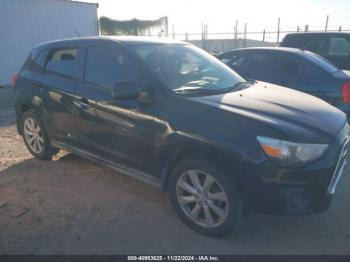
xmin=16 ymin=103 xmax=34 ymax=135
xmin=159 ymin=133 xmax=246 ymax=192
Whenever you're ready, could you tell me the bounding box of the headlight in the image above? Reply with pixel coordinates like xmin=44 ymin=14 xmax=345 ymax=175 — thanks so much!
xmin=257 ymin=136 xmax=328 ymax=167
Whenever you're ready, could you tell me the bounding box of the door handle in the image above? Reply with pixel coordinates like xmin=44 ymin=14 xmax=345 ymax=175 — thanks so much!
xmin=74 ymin=98 xmax=90 ymax=111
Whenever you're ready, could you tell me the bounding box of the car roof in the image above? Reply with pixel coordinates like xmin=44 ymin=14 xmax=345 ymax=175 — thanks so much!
xmin=284 ymin=32 xmax=350 ymax=37
xmin=35 ymin=36 xmax=186 ymax=48
xmin=220 ymin=47 xmax=307 ymax=56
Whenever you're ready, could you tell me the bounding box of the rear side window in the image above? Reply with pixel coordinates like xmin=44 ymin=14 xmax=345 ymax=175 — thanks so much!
xmin=31 ymin=50 xmax=48 ymax=72
xmin=304 ymin=51 xmax=339 ymax=73
xmin=84 ymin=45 xmax=139 ymax=88
xmin=329 ymin=37 xmax=350 ymax=56
xmin=45 ymin=48 xmax=78 ymax=78
xmin=299 ymin=62 xmax=328 ymax=88
xmin=249 ymin=52 xmax=301 ymax=87
xmin=251 ymin=54 xmax=283 ymax=84
xmin=219 ymin=53 xmax=250 ymax=76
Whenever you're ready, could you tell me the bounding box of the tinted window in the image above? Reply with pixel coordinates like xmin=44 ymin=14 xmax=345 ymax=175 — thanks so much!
xmin=228 ymin=54 xmax=250 ymax=76
xmin=306 ymin=37 xmax=328 ymax=55
xmin=304 ymin=51 xmax=339 ymax=73
xmin=250 ymin=53 xmax=301 ymax=87
xmin=251 ymin=53 xmax=283 ymax=85
xmin=46 ymin=48 xmax=77 ymax=77
xmin=31 ymin=50 xmax=48 ymax=72
xmin=300 ymin=63 xmax=328 ymax=88
xmin=85 ymin=45 xmax=139 ymax=88
xmin=329 ymin=37 xmax=350 ymax=56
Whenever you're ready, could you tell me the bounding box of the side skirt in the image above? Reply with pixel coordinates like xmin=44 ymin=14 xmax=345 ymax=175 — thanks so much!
xmin=51 ymin=140 xmax=162 ymax=190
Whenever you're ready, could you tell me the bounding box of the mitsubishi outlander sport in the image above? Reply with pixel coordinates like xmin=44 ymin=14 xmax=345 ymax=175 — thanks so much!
xmin=13 ymin=37 xmax=349 ymax=236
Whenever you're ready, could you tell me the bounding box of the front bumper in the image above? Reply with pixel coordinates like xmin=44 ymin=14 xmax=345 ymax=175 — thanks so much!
xmin=240 ymin=124 xmax=350 ymax=215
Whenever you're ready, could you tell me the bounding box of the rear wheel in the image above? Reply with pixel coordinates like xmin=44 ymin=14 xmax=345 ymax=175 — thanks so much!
xmin=169 ymin=158 xmax=243 ymax=236
xmin=21 ymin=110 xmax=59 ymax=160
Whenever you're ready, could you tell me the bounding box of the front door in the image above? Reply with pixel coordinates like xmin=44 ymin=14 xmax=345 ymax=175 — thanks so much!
xmin=74 ymin=42 xmax=166 ymax=174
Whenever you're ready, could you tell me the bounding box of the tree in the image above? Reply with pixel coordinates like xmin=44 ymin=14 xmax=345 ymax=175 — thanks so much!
xmin=99 ymin=16 xmax=168 ymax=36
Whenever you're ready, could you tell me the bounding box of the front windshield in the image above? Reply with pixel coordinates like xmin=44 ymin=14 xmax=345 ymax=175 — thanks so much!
xmin=130 ymin=43 xmax=245 ymax=94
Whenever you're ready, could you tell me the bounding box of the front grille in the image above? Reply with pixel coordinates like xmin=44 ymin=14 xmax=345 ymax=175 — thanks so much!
xmin=327 ymin=127 xmax=350 ymax=194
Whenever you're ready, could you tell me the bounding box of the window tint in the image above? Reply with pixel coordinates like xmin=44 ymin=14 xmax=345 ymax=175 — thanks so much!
xmin=329 ymin=37 xmax=350 ymax=56
xmin=251 ymin=53 xmax=284 ymax=85
xmin=85 ymin=45 xmax=139 ymax=88
xmin=31 ymin=50 xmax=48 ymax=72
xmin=306 ymin=38 xmax=328 ymax=55
xmin=300 ymin=63 xmax=328 ymax=87
xmin=219 ymin=53 xmax=249 ymax=76
xmin=250 ymin=53 xmax=301 ymax=87
xmin=304 ymin=51 xmax=339 ymax=73
xmin=230 ymin=54 xmax=249 ymax=75
xmin=46 ymin=48 xmax=77 ymax=77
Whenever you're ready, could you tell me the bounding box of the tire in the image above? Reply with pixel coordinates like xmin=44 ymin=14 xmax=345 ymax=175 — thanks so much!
xmin=20 ymin=109 xmax=59 ymax=160
xmin=169 ymin=157 xmax=243 ymax=237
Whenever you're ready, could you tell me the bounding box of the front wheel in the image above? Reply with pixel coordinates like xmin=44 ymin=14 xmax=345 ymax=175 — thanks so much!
xmin=169 ymin=158 xmax=243 ymax=237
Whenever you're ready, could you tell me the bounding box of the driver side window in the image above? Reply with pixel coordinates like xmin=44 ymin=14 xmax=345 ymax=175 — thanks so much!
xmin=84 ymin=45 xmax=139 ymax=89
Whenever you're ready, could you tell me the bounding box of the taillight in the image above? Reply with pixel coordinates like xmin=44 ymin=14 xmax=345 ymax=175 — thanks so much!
xmin=342 ymin=81 xmax=350 ymax=103
xmin=11 ymin=74 xmax=19 ymax=87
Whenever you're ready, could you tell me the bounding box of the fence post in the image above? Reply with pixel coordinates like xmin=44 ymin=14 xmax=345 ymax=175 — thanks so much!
xmin=244 ymin=23 xmax=247 ymax=48
xmin=262 ymin=29 xmax=265 ymax=42
xmin=325 ymin=15 xmax=329 ymax=32
xmin=276 ymin=17 xmax=280 ymax=44
xmin=305 ymin=25 xmax=309 ymax=32
xmin=234 ymin=20 xmax=238 ymax=49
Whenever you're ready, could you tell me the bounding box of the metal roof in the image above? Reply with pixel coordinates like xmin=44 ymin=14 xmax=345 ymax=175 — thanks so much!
xmin=57 ymin=0 xmax=99 ymax=7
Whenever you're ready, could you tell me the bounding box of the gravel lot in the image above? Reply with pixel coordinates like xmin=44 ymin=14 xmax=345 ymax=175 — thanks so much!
xmin=0 ymin=86 xmax=350 ymax=255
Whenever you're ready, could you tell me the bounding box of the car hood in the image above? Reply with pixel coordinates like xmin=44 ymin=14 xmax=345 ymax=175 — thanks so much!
xmin=189 ymin=81 xmax=346 ymax=141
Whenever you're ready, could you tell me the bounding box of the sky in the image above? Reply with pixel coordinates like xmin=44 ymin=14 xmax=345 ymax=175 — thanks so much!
xmin=81 ymin=0 xmax=350 ymax=37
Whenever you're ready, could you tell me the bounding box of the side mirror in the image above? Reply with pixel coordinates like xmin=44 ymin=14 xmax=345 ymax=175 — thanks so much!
xmin=111 ymin=80 xmax=141 ymax=100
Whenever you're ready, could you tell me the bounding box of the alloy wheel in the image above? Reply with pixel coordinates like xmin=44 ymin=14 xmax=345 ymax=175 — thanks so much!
xmin=23 ymin=117 xmax=44 ymax=154
xmin=176 ymin=170 xmax=229 ymax=228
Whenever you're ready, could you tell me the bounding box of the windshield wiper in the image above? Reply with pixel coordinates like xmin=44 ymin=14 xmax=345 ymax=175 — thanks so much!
xmin=173 ymin=86 xmax=225 ymax=95
xmin=173 ymin=81 xmax=252 ymax=95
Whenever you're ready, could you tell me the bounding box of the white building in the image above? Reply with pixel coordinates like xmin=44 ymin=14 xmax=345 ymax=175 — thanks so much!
xmin=0 ymin=0 xmax=99 ymax=86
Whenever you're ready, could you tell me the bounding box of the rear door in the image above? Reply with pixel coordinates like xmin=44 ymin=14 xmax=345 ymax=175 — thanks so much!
xmin=33 ymin=45 xmax=82 ymax=145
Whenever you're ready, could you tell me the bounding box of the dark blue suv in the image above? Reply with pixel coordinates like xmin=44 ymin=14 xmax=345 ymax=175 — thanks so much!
xmin=13 ymin=37 xmax=349 ymax=236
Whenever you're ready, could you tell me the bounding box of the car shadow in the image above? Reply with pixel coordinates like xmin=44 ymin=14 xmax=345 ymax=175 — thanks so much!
xmin=0 ymin=152 xmax=349 ymax=254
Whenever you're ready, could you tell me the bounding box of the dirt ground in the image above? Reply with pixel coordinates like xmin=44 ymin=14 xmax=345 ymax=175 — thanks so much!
xmin=1 ymin=86 xmax=350 ymax=255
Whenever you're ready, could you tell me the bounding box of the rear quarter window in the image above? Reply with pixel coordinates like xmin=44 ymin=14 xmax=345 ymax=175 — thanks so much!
xmin=45 ymin=48 xmax=78 ymax=78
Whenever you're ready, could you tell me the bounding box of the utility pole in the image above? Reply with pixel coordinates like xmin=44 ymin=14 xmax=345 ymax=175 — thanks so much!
xmin=276 ymin=17 xmax=280 ymax=44
xmin=325 ymin=15 xmax=329 ymax=32
xmin=244 ymin=23 xmax=247 ymax=48
xmin=234 ymin=20 xmax=238 ymax=49
xmin=201 ymin=22 xmax=204 ymax=49
xmin=262 ymin=29 xmax=266 ymax=42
